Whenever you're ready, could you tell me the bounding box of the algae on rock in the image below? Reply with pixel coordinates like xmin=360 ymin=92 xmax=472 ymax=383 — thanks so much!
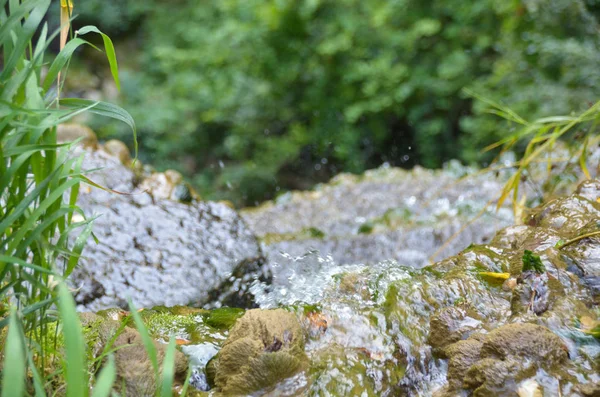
xmin=208 ymin=309 xmax=308 ymax=395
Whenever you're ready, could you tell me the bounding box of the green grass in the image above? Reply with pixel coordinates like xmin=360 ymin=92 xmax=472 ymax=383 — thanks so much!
xmin=0 ymin=1 xmax=177 ymax=395
xmin=464 ymin=88 xmax=600 ymax=215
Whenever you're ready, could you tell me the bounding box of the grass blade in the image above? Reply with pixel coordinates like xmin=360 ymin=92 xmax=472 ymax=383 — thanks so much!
xmin=91 ymin=356 xmax=116 ymax=397
xmin=76 ymin=26 xmax=121 ymax=91
xmin=60 ymin=98 xmax=137 ymax=159
xmin=128 ymin=302 xmax=159 ymax=378
xmin=1 ymin=310 xmax=26 ymax=397
xmin=160 ymin=338 xmax=177 ymax=397
xmin=57 ymin=283 xmax=88 ymax=397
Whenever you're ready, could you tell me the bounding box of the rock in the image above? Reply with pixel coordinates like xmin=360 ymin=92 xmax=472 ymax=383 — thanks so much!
xmin=103 ymin=139 xmax=131 ymax=165
xmin=576 ymin=179 xmax=600 ymax=202
xmin=80 ymin=312 xmax=188 ymax=397
xmin=512 ymin=272 xmax=551 ymax=315
xmin=527 ymin=195 xmax=600 ymax=238
xmin=139 ymin=169 xmax=200 ymax=202
xmin=110 ymin=327 xmax=188 ymax=397
xmin=480 ymin=323 xmax=567 ymax=364
xmin=204 ymin=256 xmax=272 ymax=309
xmin=444 ymin=323 xmax=568 ymax=396
xmin=57 ymin=123 xmax=98 ymax=149
xmin=517 ymin=379 xmax=543 ymax=397
xmin=428 ymin=307 xmax=482 ymax=353
xmin=209 ymin=309 xmax=308 ymax=395
xmin=576 ymin=382 xmax=600 ymax=397
xmin=69 ymin=144 xmax=264 ymax=311
xmin=444 ymin=338 xmax=484 ymax=388
xmin=242 ymin=164 xmax=515 ymax=268
xmin=463 ymin=357 xmax=521 ymax=396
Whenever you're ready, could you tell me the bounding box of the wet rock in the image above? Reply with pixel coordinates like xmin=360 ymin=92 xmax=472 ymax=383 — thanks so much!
xmin=444 ymin=323 xmax=568 ymax=396
xmin=428 ymin=307 xmax=482 ymax=353
xmin=527 ymin=195 xmax=600 ymax=238
xmin=480 ymin=323 xmax=567 ymax=364
xmin=209 ymin=309 xmax=308 ymax=395
xmin=576 ymin=382 xmax=600 ymax=397
xmin=242 ymin=164 xmax=514 ymax=268
xmin=576 ymin=179 xmax=600 ymax=202
xmin=517 ymin=379 xmax=543 ymax=397
xmin=463 ymin=357 xmax=521 ymax=395
xmin=204 ymin=256 xmax=272 ymax=309
xmin=512 ymin=271 xmax=551 ymax=315
xmin=443 ymin=338 xmax=484 ymax=388
xmin=69 ymin=145 xmax=263 ymax=311
xmin=57 ymin=123 xmax=98 ymax=149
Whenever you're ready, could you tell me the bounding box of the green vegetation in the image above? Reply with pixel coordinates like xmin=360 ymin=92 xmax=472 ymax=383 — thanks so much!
xmin=0 ymin=1 xmax=177 ymax=395
xmin=66 ymin=0 xmax=600 ymax=205
xmin=522 ymin=250 xmax=546 ymax=274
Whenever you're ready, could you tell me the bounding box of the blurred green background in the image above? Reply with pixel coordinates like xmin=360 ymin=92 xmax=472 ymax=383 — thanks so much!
xmin=53 ymin=0 xmax=600 ymax=206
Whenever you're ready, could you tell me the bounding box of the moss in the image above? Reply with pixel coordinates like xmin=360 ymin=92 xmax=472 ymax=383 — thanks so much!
xmin=204 ymin=307 xmax=244 ymax=330
xmin=522 ymin=250 xmax=545 ymax=274
xmin=307 ymin=227 xmax=326 ymax=239
xmin=140 ymin=309 xmax=201 ymax=338
xmin=211 ymin=309 xmax=308 ymax=395
xmin=261 ymin=227 xmax=327 ymax=244
xmin=358 ymin=222 xmax=374 ymax=234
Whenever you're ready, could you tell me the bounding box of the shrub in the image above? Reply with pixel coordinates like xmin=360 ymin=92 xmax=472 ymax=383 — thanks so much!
xmin=71 ymin=0 xmax=600 ymax=205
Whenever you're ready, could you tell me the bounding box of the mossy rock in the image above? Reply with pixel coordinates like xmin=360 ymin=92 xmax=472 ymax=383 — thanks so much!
xmin=443 ymin=323 xmax=568 ymax=396
xmin=209 ymin=309 xmax=308 ymax=395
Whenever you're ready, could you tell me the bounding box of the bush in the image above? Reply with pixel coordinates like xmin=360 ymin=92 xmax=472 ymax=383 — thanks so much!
xmin=75 ymin=0 xmax=600 ymax=205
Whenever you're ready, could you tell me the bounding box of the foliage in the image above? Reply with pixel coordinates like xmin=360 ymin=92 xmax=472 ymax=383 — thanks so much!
xmin=69 ymin=0 xmax=600 ymax=206
xmin=465 ymin=89 xmax=600 ymax=214
xmin=0 ymin=1 xmax=173 ymax=395
xmin=521 ymin=250 xmax=545 ymax=274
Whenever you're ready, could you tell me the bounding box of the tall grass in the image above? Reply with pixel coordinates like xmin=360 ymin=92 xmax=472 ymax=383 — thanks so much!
xmin=0 ymin=1 xmax=176 ymax=395
xmin=464 ymin=89 xmax=600 ymax=215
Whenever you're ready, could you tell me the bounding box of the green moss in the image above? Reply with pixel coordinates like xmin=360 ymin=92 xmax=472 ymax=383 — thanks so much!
xmin=307 ymin=227 xmax=326 ymax=239
xmin=261 ymin=227 xmax=327 ymax=244
xmin=211 ymin=309 xmax=308 ymax=395
xmin=522 ymin=250 xmax=545 ymax=274
xmin=358 ymin=222 xmax=374 ymax=234
xmin=204 ymin=307 xmax=244 ymax=330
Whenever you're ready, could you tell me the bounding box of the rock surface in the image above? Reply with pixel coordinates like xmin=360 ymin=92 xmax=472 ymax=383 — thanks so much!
xmin=242 ymin=163 xmax=515 ymax=270
xmin=65 ymin=126 xmax=599 ymax=395
xmin=207 ymin=309 xmax=308 ymax=395
xmin=81 ymin=312 xmax=188 ymax=397
xmin=67 ymin=133 xmax=265 ymax=311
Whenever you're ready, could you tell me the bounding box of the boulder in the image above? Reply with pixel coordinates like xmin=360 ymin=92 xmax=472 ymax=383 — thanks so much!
xmin=68 ymin=141 xmax=266 ymax=311
xmin=242 ymin=164 xmax=514 ymax=269
xmin=208 ymin=309 xmax=308 ymax=395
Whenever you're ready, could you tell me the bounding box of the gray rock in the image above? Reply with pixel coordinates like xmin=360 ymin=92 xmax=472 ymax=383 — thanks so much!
xmin=69 ymin=147 xmax=264 ymax=311
xmin=242 ymin=164 xmax=515 ymax=269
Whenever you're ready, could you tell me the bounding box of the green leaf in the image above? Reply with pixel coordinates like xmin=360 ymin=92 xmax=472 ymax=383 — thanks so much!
xmin=64 ymin=220 xmax=95 ymax=278
xmin=160 ymin=338 xmax=177 ymax=397
xmin=76 ymin=26 xmax=121 ymax=91
xmin=59 ymin=98 xmax=138 ymax=159
xmin=58 ymin=283 xmax=88 ymax=397
xmin=42 ymin=37 xmax=97 ymax=92
xmin=128 ymin=302 xmax=159 ymax=378
xmin=1 ymin=310 xmax=26 ymax=397
xmin=522 ymin=250 xmax=545 ymax=274
xmin=0 ymin=0 xmax=49 ymax=82
xmin=91 ymin=356 xmax=117 ymax=397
